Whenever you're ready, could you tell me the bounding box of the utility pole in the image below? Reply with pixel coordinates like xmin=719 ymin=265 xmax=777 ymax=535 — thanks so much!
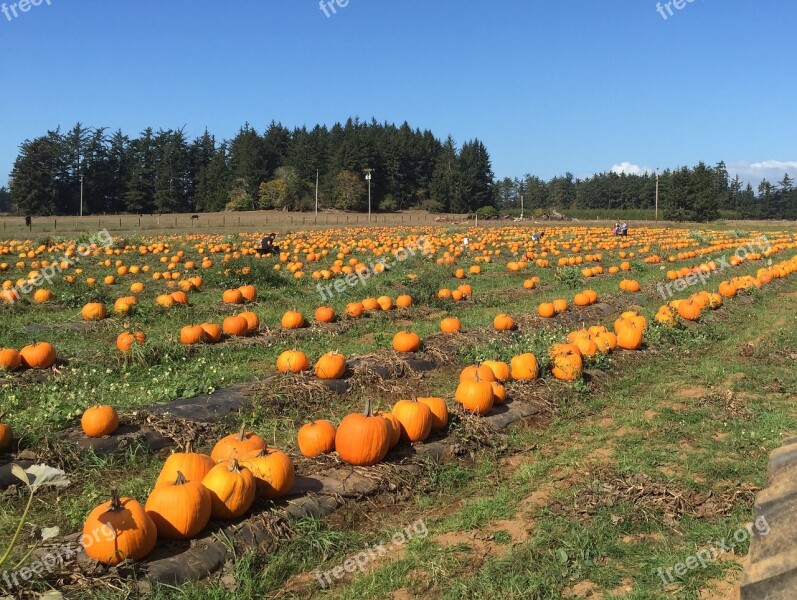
xmin=520 ymin=195 xmax=524 ymax=220
xmin=80 ymin=174 xmax=84 ymax=217
xmin=655 ymin=167 xmax=659 ymax=223
xmin=315 ymin=169 xmax=319 ymax=216
xmin=364 ymin=168 xmax=373 ymax=223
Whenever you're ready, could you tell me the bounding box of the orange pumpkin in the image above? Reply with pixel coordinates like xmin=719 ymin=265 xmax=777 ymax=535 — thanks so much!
xmin=241 ymin=448 xmax=295 ymax=499
xmin=81 ymin=405 xmax=119 ymax=438
xmin=276 ymin=349 xmax=310 ymax=373
xmin=146 ymin=472 xmax=212 ymax=540
xmin=19 ymin=342 xmax=56 ymax=369
xmin=211 ymin=425 xmax=267 ymax=463
xmin=391 ymin=398 xmax=433 ymax=442
xmin=417 ymin=397 xmax=449 ymax=431
xmin=201 ymin=459 xmax=256 ymax=520
xmin=335 ymin=399 xmax=390 ymax=466
xmin=297 ymin=420 xmax=337 ymax=457
xmin=315 ymin=351 xmax=347 ymax=380
xmin=82 ymin=490 xmax=157 ymax=565
xmin=392 ymin=331 xmax=421 ymax=352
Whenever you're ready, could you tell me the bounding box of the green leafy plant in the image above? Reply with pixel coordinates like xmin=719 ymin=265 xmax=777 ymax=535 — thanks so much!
xmin=1 ymin=464 xmax=70 ymax=569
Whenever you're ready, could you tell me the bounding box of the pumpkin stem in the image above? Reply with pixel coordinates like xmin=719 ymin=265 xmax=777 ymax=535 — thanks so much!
xmin=175 ymin=471 xmax=187 ymax=485
xmin=184 ymin=440 xmax=195 ymax=454
xmin=363 ymin=397 xmax=374 ymax=417
xmin=0 ymin=412 xmax=5 ymax=422
xmin=237 ymin=424 xmax=247 ymax=442
xmin=229 ymin=458 xmax=241 ymax=472
xmin=109 ymin=489 xmax=123 ymax=511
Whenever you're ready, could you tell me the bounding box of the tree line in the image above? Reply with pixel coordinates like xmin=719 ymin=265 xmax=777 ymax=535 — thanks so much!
xmin=495 ymin=162 xmax=796 ymax=221
xmin=5 ymin=120 xmax=795 ymax=221
xmin=7 ymin=120 xmax=493 ymax=217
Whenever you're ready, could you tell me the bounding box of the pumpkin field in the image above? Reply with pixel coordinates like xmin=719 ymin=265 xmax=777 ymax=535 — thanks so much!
xmin=1 ymin=221 xmax=797 ymax=599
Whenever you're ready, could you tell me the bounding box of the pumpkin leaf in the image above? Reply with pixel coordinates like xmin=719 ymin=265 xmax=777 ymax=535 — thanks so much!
xmin=24 ymin=464 xmax=70 ymax=492
xmin=11 ymin=464 xmax=29 ymax=486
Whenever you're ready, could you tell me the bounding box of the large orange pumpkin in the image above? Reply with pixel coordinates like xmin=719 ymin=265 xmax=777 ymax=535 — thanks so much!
xmin=335 ymin=399 xmax=390 ymax=466
xmin=82 ymin=490 xmax=157 ymax=565
xmin=391 ymin=399 xmax=433 ymax=443
xmin=392 ymin=331 xmax=421 ymax=353
xmin=201 ymin=459 xmax=256 ymax=520
xmin=145 ymin=472 xmax=212 ymax=540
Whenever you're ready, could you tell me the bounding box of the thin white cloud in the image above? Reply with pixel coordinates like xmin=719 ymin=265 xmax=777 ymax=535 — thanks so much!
xmin=727 ymin=160 xmax=796 ymax=187
xmin=610 ymin=162 xmax=653 ymax=176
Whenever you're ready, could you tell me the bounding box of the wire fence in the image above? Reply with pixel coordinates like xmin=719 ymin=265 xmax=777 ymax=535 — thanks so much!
xmin=0 ymin=211 xmax=475 ymax=236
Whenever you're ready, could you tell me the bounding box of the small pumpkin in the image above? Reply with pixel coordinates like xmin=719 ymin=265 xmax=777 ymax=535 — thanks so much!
xmin=440 ymin=317 xmax=461 ymax=333
xmin=238 ymin=311 xmax=260 ymax=333
xmin=81 ymin=405 xmax=119 ymax=438
xmin=222 ymin=289 xmax=244 ymax=304
xmin=156 ymin=441 xmax=215 ymax=486
xmin=538 ymin=303 xmax=556 ymax=318
xmin=493 ymin=313 xmax=516 ymax=331
xmin=238 ymin=285 xmax=257 ymax=302
xmin=315 ymin=306 xmax=336 ymax=323
xmin=210 ymin=425 xmax=267 ymax=463
xmin=201 ymin=459 xmax=256 ymax=520
xmin=276 ymin=349 xmax=310 ymax=373
xmin=222 ymin=315 xmax=249 ymax=337
xmin=455 ymin=374 xmax=495 ymax=415
xmin=0 ymin=413 xmax=11 ymax=451
xmin=297 ymin=420 xmax=336 ymax=457
xmin=315 ymin=351 xmax=347 ymax=380
xmin=82 ymin=490 xmax=157 ymax=565
xmin=199 ymin=322 xmax=223 ymax=343
xmin=491 ymin=381 xmax=507 ymax=405
xmin=81 ymin=302 xmax=107 ymax=321
xmin=146 ymin=471 xmax=212 ymax=540
xmin=345 ymin=302 xmax=365 ymax=318
xmin=396 ymin=294 xmax=412 ymax=308
xmin=392 ymin=331 xmax=421 ymax=353
xmin=391 ymin=398 xmax=433 ymax=443
xmin=510 ymin=353 xmax=539 ymax=380
xmin=417 ymin=397 xmax=448 ymax=431
xmin=180 ymin=325 xmax=206 ymax=345
xmin=241 ymin=448 xmax=295 ymax=499
xmin=19 ymin=342 xmax=56 ymax=369
xmin=0 ymin=348 xmax=22 ymax=371
xmin=116 ymin=331 xmax=146 ymax=352
xmin=379 ymin=412 xmax=402 ymax=448
xmin=335 ymin=398 xmax=390 ymax=466
xmin=281 ymin=310 xmax=305 ymax=329
xmin=460 ymin=364 xmax=497 ymax=383
xmin=550 ymin=344 xmax=583 ymax=381
xmin=482 ymin=360 xmax=510 ymax=382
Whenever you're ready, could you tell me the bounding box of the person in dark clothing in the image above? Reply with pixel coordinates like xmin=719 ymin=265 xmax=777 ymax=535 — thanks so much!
xmin=258 ymin=233 xmax=280 ymax=255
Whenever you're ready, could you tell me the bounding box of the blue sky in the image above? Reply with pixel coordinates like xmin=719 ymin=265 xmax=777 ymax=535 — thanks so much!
xmin=0 ymin=0 xmax=794 ymax=188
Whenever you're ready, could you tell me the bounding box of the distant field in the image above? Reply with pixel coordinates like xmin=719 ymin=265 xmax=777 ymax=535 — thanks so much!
xmin=2 ymin=209 xmax=795 ymax=238
xmin=0 ymin=211 xmax=469 ymax=236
